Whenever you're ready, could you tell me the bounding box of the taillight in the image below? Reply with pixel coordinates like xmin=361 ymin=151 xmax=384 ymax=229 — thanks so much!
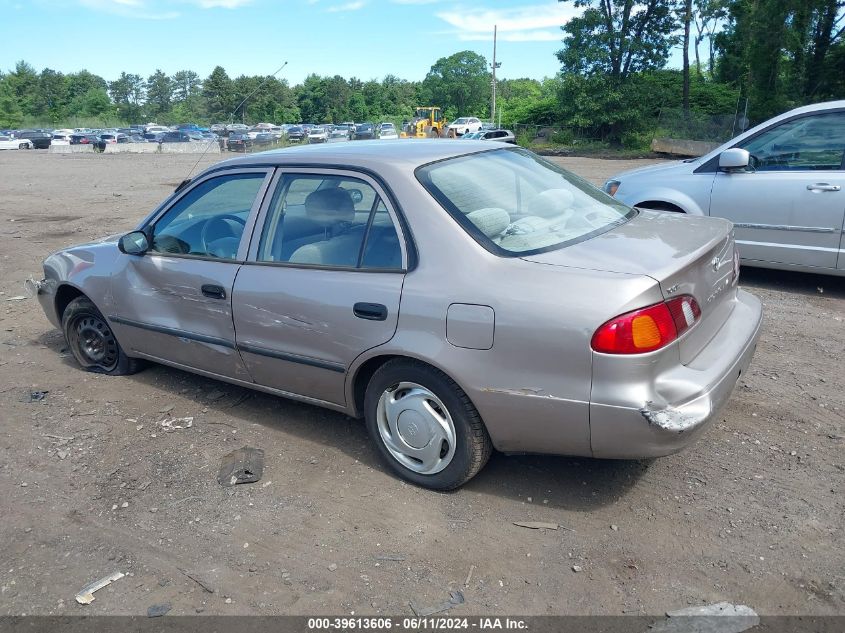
xmin=591 ymin=295 xmax=701 ymax=354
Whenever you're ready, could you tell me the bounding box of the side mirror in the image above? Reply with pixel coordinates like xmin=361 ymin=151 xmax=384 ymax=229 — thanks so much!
xmin=118 ymin=231 xmax=150 ymax=256
xmin=719 ymin=148 xmax=751 ymax=171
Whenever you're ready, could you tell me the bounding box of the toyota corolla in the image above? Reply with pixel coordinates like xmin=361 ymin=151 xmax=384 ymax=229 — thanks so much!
xmin=32 ymin=141 xmax=762 ymax=489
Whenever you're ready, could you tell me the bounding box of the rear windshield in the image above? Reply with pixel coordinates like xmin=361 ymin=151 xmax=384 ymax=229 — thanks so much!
xmin=416 ymin=147 xmax=635 ymax=256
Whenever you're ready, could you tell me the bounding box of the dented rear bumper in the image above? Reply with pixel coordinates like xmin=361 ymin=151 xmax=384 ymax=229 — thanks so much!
xmin=589 ymin=288 xmax=762 ymax=458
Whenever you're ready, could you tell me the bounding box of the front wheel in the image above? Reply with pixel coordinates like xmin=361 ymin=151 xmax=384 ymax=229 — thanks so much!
xmin=364 ymin=359 xmax=492 ymax=490
xmin=62 ymin=296 xmax=142 ymax=375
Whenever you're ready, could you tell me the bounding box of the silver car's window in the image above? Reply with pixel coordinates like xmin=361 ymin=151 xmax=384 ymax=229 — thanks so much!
xmin=150 ymin=173 xmax=265 ymax=259
xmin=417 ymin=148 xmax=634 ymax=256
xmin=257 ymin=175 xmax=403 ymax=269
xmin=740 ymin=112 xmax=845 ymax=171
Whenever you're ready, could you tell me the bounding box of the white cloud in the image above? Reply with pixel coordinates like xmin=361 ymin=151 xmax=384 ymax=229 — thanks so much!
xmin=325 ymin=0 xmax=365 ymax=11
xmin=77 ymin=0 xmax=252 ymax=18
xmin=78 ymin=0 xmax=180 ymax=19
xmin=458 ymin=30 xmax=562 ymax=42
xmin=190 ymin=0 xmax=252 ymax=7
xmin=435 ymin=2 xmax=576 ymax=43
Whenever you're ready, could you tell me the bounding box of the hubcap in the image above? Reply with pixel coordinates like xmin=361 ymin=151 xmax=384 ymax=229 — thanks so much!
xmin=376 ymin=382 xmax=456 ymax=475
xmin=71 ymin=316 xmax=118 ymax=371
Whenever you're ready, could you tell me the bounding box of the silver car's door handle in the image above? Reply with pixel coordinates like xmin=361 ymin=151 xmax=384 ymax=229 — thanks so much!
xmin=807 ymin=183 xmax=841 ymax=192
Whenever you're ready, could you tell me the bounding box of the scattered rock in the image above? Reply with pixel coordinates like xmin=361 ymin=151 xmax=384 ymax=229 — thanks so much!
xmin=328 ymin=563 xmax=338 ymax=572
xmin=571 ymin=565 xmax=583 ymax=572
xmin=147 ymin=603 xmax=171 ymax=618
xmin=409 ymin=590 xmax=465 ymax=617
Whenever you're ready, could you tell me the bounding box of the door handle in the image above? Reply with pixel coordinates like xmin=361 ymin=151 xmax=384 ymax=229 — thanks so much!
xmin=807 ymin=183 xmax=841 ymax=192
xmin=353 ymin=302 xmax=388 ymax=321
xmin=201 ymin=284 xmax=226 ymax=299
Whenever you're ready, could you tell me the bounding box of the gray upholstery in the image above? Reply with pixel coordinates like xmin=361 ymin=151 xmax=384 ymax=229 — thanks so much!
xmin=304 ymin=187 xmax=355 ymax=224
xmin=288 ymin=232 xmax=363 ymax=266
xmin=289 ymin=187 xmax=363 ymax=266
xmin=467 ymin=207 xmax=510 ymax=238
xmin=530 ymin=188 xmax=575 ymax=218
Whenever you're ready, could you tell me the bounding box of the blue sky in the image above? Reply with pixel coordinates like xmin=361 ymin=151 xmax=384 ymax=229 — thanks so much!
xmin=1 ymin=0 xmax=685 ymax=84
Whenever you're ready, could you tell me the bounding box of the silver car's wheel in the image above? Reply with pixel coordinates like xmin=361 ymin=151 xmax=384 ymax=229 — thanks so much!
xmin=376 ymin=381 xmax=457 ymax=475
xmin=61 ymin=296 xmax=143 ymax=376
xmin=364 ymin=359 xmax=493 ymax=489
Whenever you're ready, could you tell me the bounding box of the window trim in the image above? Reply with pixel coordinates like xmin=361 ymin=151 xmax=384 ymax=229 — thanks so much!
xmin=694 ymin=107 xmax=845 ymax=174
xmin=243 ymin=167 xmax=409 ymax=273
xmin=139 ymin=167 xmax=273 ymax=263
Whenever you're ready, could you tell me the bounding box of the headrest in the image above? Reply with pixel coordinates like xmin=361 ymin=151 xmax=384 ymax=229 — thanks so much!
xmin=304 ymin=188 xmax=355 ymax=224
xmin=531 ymin=188 xmax=575 ymax=218
xmin=467 ymin=207 xmax=510 ymax=238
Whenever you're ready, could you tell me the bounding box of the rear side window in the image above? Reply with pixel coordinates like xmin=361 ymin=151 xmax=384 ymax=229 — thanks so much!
xmin=417 ymin=147 xmax=633 ymax=256
xmin=257 ymin=174 xmax=403 ymax=270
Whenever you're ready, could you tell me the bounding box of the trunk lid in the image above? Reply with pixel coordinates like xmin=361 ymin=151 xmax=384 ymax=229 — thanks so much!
xmin=522 ymin=210 xmax=738 ymax=364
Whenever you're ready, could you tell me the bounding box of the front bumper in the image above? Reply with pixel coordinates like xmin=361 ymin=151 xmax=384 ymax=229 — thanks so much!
xmin=589 ymin=288 xmax=762 ymax=458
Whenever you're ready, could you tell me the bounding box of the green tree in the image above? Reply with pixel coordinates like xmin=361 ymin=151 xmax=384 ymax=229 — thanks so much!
xmin=0 ymin=79 xmax=24 ymax=128
xmin=109 ymin=72 xmax=145 ymax=122
xmin=5 ymin=61 xmax=39 ymax=118
xmin=203 ymin=66 xmax=233 ymax=121
xmin=36 ymin=68 xmax=69 ymax=123
xmin=146 ymin=69 xmax=173 ymax=120
xmin=68 ymin=87 xmax=114 ymax=119
xmin=421 ymin=51 xmax=490 ymax=117
xmin=556 ymin=0 xmax=678 ymax=82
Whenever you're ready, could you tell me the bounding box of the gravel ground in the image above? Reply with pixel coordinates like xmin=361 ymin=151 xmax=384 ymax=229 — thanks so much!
xmin=0 ymin=149 xmax=842 ymax=617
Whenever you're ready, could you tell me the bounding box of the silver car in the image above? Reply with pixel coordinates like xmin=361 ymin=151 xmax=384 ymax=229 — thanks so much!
xmin=604 ymin=100 xmax=845 ymax=276
xmin=33 ymin=141 xmax=762 ymax=489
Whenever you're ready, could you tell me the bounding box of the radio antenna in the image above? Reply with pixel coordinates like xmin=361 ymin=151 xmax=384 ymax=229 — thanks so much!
xmin=183 ymin=60 xmax=289 ymax=184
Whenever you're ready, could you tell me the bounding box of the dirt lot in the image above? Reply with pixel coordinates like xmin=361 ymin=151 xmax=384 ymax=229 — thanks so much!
xmin=0 ymin=149 xmax=842 ymax=617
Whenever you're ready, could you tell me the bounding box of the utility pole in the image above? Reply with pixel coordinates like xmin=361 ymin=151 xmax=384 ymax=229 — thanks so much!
xmin=490 ymin=25 xmax=501 ymax=126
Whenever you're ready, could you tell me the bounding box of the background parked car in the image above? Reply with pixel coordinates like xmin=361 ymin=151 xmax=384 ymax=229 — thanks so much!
xmin=226 ymin=133 xmax=253 ymax=151
xmin=252 ymin=132 xmax=275 ymax=147
xmin=0 ymin=135 xmax=33 ymax=150
xmin=160 ymin=131 xmax=192 ymax=143
xmin=604 ymin=99 xmax=845 ymax=277
xmin=460 ymin=129 xmax=516 ymax=143
xmin=378 ymin=123 xmax=398 ymax=140
xmin=351 ymin=122 xmax=375 ymax=140
xmin=70 ymin=133 xmax=100 ymax=145
xmin=14 ymin=130 xmax=51 ymax=149
xmin=286 ymin=126 xmax=306 ymax=143
xmin=308 ymin=126 xmax=328 ymax=143
xmin=447 ymin=117 xmax=483 ymax=137
xmin=328 ymin=126 xmax=349 ymax=143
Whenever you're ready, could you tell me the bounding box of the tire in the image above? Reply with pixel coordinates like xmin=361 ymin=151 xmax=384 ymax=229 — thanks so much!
xmin=364 ymin=359 xmax=493 ymax=490
xmin=62 ymin=296 xmax=142 ymax=375
xmin=19 ymin=143 xmax=27 ymax=150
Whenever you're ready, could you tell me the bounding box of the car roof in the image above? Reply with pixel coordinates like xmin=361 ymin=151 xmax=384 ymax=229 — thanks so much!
xmin=215 ymin=139 xmax=501 ymax=171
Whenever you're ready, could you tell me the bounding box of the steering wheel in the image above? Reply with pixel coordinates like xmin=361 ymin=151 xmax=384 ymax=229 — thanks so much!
xmin=200 ymin=214 xmax=247 ymax=256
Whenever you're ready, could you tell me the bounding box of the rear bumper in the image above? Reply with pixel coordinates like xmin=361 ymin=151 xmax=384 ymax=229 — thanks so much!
xmin=589 ymin=288 xmax=762 ymax=458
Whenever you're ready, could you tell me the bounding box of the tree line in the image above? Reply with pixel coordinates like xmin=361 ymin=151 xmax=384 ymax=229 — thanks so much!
xmin=1 ymin=0 xmax=842 ymax=147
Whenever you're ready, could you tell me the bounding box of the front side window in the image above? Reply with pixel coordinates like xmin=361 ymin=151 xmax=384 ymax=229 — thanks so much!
xmin=150 ymin=173 xmax=266 ymax=259
xmin=740 ymin=112 xmax=845 ymax=171
xmin=257 ymin=174 xmax=403 ymax=269
xmin=417 ymin=147 xmax=634 ymax=256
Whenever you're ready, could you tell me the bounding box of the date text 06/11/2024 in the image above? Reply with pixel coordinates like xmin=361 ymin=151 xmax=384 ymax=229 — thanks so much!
xmin=306 ymin=617 xmax=528 ymax=630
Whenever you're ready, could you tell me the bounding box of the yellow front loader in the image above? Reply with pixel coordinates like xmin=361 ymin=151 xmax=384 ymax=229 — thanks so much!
xmin=401 ymin=107 xmax=447 ymax=138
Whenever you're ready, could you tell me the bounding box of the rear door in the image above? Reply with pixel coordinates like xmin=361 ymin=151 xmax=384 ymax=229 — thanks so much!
xmin=709 ymin=110 xmax=845 ymax=270
xmin=233 ymin=168 xmax=408 ymax=406
xmin=110 ymin=169 xmax=272 ymax=380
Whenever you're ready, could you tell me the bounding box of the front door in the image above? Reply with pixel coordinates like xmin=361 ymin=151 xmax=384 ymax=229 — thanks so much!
xmin=709 ymin=110 xmax=845 ymax=270
xmin=110 ymin=169 xmax=272 ymax=380
xmin=233 ymin=169 xmax=407 ymax=406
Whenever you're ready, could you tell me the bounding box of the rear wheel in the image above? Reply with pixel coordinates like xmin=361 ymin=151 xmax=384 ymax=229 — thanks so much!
xmin=62 ymin=296 xmax=142 ymax=375
xmin=364 ymin=359 xmax=492 ymax=490
xmin=19 ymin=143 xmax=27 ymax=150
